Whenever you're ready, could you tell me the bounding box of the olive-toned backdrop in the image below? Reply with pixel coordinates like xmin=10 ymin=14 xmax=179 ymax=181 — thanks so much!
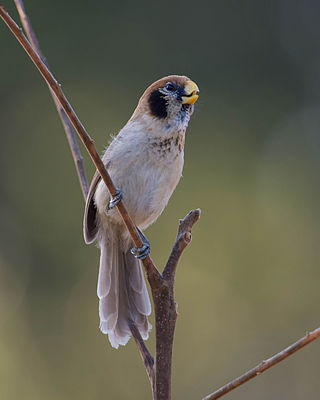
xmin=1 ymin=1 xmax=320 ymax=399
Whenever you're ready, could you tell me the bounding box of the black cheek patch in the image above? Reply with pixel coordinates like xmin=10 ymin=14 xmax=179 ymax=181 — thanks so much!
xmin=148 ymin=89 xmax=167 ymax=119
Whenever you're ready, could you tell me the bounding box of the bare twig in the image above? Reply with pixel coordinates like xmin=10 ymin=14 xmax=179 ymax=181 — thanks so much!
xmin=12 ymin=0 xmax=153 ymax=375
xmin=202 ymin=327 xmax=320 ymax=400
xmin=130 ymin=322 xmax=155 ymax=394
xmin=0 ymin=5 xmax=161 ymax=286
xmin=163 ymin=209 xmax=201 ymax=282
xmin=14 ymin=0 xmax=89 ymax=200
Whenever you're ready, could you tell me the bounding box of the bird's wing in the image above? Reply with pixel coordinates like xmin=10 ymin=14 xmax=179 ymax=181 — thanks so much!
xmin=83 ymin=170 xmax=101 ymax=244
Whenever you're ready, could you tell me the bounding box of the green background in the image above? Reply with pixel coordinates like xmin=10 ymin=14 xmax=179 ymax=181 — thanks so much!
xmin=1 ymin=1 xmax=320 ymax=399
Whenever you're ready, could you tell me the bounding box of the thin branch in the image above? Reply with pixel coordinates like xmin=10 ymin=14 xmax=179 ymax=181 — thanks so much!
xmin=125 ymin=257 xmax=155 ymax=392
xmin=163 ymin=208 xmax=201 ymax=282
xmin=0 ymin=5 xmax=161 ymax=286
xmin=14 ymin=0 xmax=89 ymax=200
xmin=130 ymin=322 xmax=155 ymax=394
xmin=202 ymin=327 xmax=320 ymax=400
xmin=12 ymin=0 xmax=152 ymax=376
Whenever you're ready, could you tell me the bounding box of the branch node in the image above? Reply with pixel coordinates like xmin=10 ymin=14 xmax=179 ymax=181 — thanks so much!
xmin=184 ymin=231 xmax=192 ymax=243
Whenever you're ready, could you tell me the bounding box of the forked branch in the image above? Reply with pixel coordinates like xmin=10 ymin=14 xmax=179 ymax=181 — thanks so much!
xmin=153 ymin=209 xmax=201 ymax=400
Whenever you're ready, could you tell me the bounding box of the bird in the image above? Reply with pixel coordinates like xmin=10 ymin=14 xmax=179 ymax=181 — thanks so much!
xmin=83 ymin=75 xmax=199 ymax=348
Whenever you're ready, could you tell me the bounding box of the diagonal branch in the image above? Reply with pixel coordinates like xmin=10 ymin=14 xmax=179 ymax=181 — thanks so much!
xmin=129 ymin=322 xmax=155 ymax=394
xmin=14 ymin=0 xmax=89 ymax=200
xmin=12 ymin=0 xmax=155 ymax=380
xmin=202 ymin=327 xmax=320 ymax=400
xmin=0 ymin=5 xmax=161 ymax=286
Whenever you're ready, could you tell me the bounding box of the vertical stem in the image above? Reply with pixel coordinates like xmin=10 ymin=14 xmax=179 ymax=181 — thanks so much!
xmin=153 ymin=284 xmax=178 ymax=400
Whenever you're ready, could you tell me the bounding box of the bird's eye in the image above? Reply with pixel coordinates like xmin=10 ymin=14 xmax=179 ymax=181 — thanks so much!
xmin=165 ymin=82 xmax=175 ymax=92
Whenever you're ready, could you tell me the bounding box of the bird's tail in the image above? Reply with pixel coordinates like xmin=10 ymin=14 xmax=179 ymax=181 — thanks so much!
xmin=97 ymin=234 xmax=151 ymax=348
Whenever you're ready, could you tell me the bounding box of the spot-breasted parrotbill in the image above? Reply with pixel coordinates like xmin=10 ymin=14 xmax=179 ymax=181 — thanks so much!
xmin=84 ymin=75 xmax=199 ymax=348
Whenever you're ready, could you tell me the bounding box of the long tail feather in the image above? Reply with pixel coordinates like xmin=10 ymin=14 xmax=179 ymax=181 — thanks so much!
xmin=98 ymin=234 xmax=151 ymax=349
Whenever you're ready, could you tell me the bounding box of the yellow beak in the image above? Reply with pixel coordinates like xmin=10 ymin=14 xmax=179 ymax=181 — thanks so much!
xmin=182 ymin=80 xmax=199 ymax=105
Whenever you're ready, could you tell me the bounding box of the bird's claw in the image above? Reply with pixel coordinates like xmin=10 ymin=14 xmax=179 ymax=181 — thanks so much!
xmin=131 ymin=234 xmax=151 ymax=260
xmin=109 ymin=189 xmax=123 ymax=209
xmin=131 ymin=243 xmax=150 ymax=259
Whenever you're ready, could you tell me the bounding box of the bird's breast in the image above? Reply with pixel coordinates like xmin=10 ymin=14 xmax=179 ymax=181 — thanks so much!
xmin=121 ymin=134 xmax=184 ymax=229
xmin=148 ymin=132 xmax=185 ymax=162
xmin=95 ymin=130 xmax=184 ymax=232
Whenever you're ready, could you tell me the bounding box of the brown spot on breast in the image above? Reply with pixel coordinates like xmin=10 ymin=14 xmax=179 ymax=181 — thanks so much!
xmin=150 ymin=134 xmax=185 ymax=158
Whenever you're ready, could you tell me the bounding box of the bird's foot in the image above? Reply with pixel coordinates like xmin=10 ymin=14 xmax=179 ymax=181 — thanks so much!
xmin=131 ymin=229 xmax=150 ymax=259
xmin=109 ymin=189 xmax=123 ymax=209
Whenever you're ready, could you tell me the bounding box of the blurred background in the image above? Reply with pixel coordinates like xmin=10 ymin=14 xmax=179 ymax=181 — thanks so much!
xmin=1 ymin=1 xmax=320 ymax=399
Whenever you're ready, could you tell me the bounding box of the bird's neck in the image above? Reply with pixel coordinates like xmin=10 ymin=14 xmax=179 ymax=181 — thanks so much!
xmin=121 ymin=116 xmax=186 ymax=161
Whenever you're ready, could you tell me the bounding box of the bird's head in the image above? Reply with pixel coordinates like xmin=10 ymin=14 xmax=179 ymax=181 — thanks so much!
xmin=130 ymin=75 xmax=199 ymax=132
